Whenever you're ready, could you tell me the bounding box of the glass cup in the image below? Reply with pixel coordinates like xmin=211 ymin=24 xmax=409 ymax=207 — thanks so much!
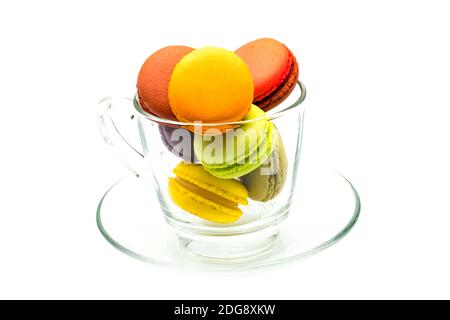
xmin=97 ymin=82 xmax=306 ymax=263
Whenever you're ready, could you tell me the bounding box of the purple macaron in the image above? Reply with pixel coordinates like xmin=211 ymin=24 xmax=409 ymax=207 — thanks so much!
xmin=158 ymin=125 xmax=196 ymax=163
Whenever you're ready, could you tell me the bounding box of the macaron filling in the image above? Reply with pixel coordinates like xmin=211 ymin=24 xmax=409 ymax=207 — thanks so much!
xmin=168 ymin=163 xmax=249 ymax=223
xmin=173 ymin=163 xmax=248 ymax=205
xmin=168 ymin=178 xmax=243 ymax=223
xmin=173 ymin=177 xmax=239 ymax=208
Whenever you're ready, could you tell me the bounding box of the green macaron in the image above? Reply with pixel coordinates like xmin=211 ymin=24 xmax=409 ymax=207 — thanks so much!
xmin=240 ymin=129 xmax=288 ymax=202
xmin=194 ymin=105 xmax=275 ymax=179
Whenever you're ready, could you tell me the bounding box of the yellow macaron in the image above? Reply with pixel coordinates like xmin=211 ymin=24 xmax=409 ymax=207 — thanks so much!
xmin=168 ymin=162 xmax=248 ymax=224
xmin=168 ymin=47 xmax=254 ymax=131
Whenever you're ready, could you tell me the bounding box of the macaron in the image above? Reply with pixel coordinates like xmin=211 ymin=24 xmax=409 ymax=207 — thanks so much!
xmin=235 ymin=38 xmax=299 ymax=111
xmin=137 ymin=45 xmax=194 ymax=120
xmin=193 ymin=105 xmax=276 ymax=179
xmin=168 ymin=162 xmax=248 ymax=224
xmin=168 ymin=47 xmax=254 ymax=131
xmin=159 ymin=125 xmax=196 ymax=162
xmin=240 ymin=129 xmax=288 ymax=201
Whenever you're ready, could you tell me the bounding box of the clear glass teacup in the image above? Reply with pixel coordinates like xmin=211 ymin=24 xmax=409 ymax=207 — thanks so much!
xmin=97 ymin=82 xmax=306 ymax=263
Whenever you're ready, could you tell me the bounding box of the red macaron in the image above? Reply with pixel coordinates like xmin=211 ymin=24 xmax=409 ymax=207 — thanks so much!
xmin=236 ymin=38 xmax=299 ymax=111
xmin=137 ymin=45 xmax=194 ymax=120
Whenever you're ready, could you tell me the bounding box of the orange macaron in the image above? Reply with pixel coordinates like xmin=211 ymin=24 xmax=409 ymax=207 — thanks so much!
xmin=137 ymin=45 xmax=194 ymax=120
xmin=236 ymin=38 xmax=299 ymax=111
xmin=168 ymin=47 xmax=254 ymax=132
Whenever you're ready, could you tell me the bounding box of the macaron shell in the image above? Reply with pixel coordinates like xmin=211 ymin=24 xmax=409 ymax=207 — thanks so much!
xmin=168 ymin=178 xmax=243 ymax=224
xmin=168 ymin=47 xmax=254 ymax=124
xmin=173 ymin=162 xmax=248 ymax=205
xmin=137 ymin=46 xmax=194 ymax=120
xmin=256 ymin=55 xmax=299 ymax=111
xmin=159 ymin=125 xmax=196 ymax=162
xmin=235 ymin=38 xmax=292 ymax=102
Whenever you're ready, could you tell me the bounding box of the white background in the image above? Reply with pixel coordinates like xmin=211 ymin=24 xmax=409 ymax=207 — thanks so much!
xmin=1 ymin=0 xmax=449 ymax=299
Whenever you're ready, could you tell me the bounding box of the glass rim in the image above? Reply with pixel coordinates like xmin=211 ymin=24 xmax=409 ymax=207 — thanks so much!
xmin=133 ymin=81 xmax=306 ymax=126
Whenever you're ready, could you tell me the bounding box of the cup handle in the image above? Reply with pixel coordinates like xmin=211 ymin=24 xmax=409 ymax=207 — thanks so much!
xmin=97 ymin=96 xmax=144 ymax=177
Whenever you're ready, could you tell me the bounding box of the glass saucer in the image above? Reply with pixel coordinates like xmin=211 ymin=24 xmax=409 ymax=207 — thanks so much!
xmin=96 ymin=166 xmax=361 ymax=270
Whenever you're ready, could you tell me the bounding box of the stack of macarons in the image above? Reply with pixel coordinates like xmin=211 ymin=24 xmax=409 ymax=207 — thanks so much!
xmin=136 ymin=38 xmax=299 ymax=224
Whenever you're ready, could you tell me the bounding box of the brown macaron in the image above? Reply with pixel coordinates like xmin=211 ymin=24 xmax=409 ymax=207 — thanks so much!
xmin=240 ymin=128 xmax=288 ymax=202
